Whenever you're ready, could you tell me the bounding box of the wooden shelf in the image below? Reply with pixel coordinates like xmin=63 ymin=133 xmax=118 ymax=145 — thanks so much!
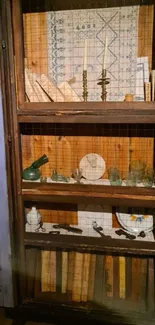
xmin=18 ymin=102 xmax=155 ymax=124
xmin=24 ymin=232 xmax=155 ymax=256
xmin=22 ymin=182 xmax=155 ymax=208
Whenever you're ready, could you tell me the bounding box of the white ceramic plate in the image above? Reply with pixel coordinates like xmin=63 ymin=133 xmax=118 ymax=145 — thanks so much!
xmin=116 ymin=207 xmax=154 ymax=234
xmin=79 ymin=153 xmax=106 ymax=180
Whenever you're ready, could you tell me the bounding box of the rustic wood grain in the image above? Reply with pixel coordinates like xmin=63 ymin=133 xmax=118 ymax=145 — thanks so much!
xmin=88 ymin=254 xmax=96 ymax=301
xmin=81 ymin=253 xmax=90 ymax=302
xmin=23 ymin=13 xmax=48 ymax=75
xmin=138 ymin=5 xmax=154 ymax=71
xmin=72 ymin=252 xmax=83 ymax=302
xmin=67 ymin=251 xmax=75 ymax=293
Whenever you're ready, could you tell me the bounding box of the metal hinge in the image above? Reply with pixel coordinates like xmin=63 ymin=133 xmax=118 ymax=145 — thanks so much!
xmin=1 ymin=40 xmax=6 ymax=49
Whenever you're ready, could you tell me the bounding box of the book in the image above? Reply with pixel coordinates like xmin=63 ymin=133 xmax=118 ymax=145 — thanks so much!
xmin=62 ymin=251 xmax=68 ymax=294
xmin=56 ymin=250 xmax=62 ymax=294
xmin=67 ymin=251 xmax=75 ymax=293
xmin=72 ymin=252 xmax=83 ymax=302
xmin=58 ymin=81 xmax=81 ymax=102
xmin=105 ymin=255 xmax=113 ymax=298
xmin=88 ymin=254 xmax=96 ymax=301
xmin=36 ymin=74 xmax=65 ymax=102
xmin=41 ymin=251 xmax=51 ymax=292
xmin=25 ymin=69 xmax=40 ymax=102
xmin=50 ymin=251 xmax=56 ymax=292
xmin=119 ymin=256 xmax=125 ymax=299
xmin=94 ymin=254 xmax=105 ymax=304
xmin=81 ymin=253 xmax=90 ymax=302
xmin=144 ymin=82 xmax=151 ymax=101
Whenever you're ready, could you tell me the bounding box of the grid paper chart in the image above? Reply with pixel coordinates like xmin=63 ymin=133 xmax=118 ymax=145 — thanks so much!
xmin=46 ymin=6 xmax=139 ymax=101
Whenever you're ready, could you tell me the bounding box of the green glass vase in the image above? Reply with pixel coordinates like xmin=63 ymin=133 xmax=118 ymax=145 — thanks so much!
xmin=22 ymin=154 xmax=49 ymax=181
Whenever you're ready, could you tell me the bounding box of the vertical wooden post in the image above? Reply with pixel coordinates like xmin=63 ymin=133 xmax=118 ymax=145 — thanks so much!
xmin=1 ymin=0 xmax=26 ymax=301
xmin=12 ymin=0 xmax=25 ymax=105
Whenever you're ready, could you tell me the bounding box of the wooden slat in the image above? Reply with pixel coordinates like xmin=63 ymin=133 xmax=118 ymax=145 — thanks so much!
xmin=56 ymin=251 xmax=62 ymax=294
xmin=119 ymin=256 xmax=125 ymax=299
xmin=147 ymin=258 xmax=155 ymax=311
xmin=26 ymin=248 xmax=37 ymax=298
xmin=88 ymin=254 xmax=96 ymax=301
xmin=113 ymin=256 xmax=119 ymax=299
xmin=62 ymin=251 xmax=68 ymax=294
xmin=130 ymin=138 xmax=154 ymax=169
xmin=23 ymin=13 xmax=48 ymax=75
xmin=41 ymin=251 xmax=51 ymax=292
xmin=105 ymin=255 xmax=113 ymax=298
xmin=81 ymin=253 xmax=90 ymax=302
xmin=72 ymin=252 xmax=83 ymax=302
xmin=138 ymin=5 xmax=154 ymax=71
xmin=50 ymin=251 xmax=56 ymax=292
xmin=125 ymin=257 xmax=132 ymax=300
xmin=67 ymin=251 xmax=75 ymax=293
xmin=94 ymin=254 xmax=105 ymax=304
xmin=12 ymin=0 xmax=25 ymax=104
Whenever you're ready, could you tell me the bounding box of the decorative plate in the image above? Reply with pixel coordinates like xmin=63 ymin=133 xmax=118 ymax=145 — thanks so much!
xmin=116 ymin=208 xmax=154 ymax=234
xmin=78 ymin=204 xmax=112 ymax=230
xmin=79 ymin=153 xmax=106 ymax=180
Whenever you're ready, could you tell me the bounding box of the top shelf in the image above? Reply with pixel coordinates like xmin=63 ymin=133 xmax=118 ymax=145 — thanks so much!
xmin=18 ymin=102 xmax=155 ymax=124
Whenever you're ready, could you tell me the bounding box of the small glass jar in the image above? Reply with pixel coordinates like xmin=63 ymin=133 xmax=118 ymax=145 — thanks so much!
xmin=126 ymin=171 xmax=137 ymax=187
xmin=130 ymin=160 xmax=146 ymax=183
xmin=143 ymin=169 xmax=154 ymax=188
xmin=108 ymin=167 xmax=122 ymax=186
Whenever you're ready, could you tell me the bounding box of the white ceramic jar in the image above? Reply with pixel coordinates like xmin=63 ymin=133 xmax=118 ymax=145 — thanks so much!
xmin=26 ymin=207 xmax=41 ymax=225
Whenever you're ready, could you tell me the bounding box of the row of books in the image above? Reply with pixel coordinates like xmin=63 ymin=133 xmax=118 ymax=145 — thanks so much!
xmin=39 ymin=250 xmax=154 ymax=307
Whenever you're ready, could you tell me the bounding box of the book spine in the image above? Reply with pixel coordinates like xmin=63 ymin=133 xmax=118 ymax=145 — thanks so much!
xmin=72 ymin=253 xmax=83 ymax=302
xmin=88 ymin=254 xmax=96 ymax=301
xmin=67 ymin=251 xmax=75 ymax=293
xmin=62 ymin=251 xmax=68 ymax=294
xmin=50 ymin=251 xmax=56 ymax=293
xmin=81 ymin=253 xmax=90 ymax=302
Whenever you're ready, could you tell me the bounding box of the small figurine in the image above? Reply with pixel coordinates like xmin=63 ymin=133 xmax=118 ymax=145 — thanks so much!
xmin=51 ymin=169 xmax=70 ymax=183
xmin=72 ymin=168 xmax=83 ymax=183
xmin=22 ymin=154 xmax=49 ymax=181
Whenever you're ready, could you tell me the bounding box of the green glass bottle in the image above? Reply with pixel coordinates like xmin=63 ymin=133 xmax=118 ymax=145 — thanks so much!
xmin=22 ymin=154 xmax=49 ymax=181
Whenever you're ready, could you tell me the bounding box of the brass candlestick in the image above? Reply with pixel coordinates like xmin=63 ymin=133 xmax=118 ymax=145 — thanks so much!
xmin=97 ymin=69 xmax=110 ymax=101
xmin=83 ymin=70 xmax=88 ymax=102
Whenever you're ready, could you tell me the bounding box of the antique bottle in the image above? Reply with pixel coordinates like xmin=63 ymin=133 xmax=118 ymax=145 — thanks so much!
xmin=22 ymin=154 xmax=48 ymax=180
xmin=26 ymin=207 xmax=41 ymax=225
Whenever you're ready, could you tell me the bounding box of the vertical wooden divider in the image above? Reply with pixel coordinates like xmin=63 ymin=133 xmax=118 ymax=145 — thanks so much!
xmin=12 ymin=0 xmax=25 ymax=105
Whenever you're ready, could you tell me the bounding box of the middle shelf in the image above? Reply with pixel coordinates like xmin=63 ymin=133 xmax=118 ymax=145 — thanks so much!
xmin=22 ymin=182 xmax=155 ymax=208
xmin=24 ymin=232 xmax=155 ymax=255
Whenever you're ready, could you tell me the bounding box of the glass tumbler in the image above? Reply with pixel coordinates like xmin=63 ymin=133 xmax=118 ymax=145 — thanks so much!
xmin=126 ymin=171 xmax=137 ymax=186
xmin=108 ymin=167 xmax=122 ymax=186
xmin=130 ymin=160 xmax=146 ymax=183
xmin=143 ymin=169 xmax=154 ymax=188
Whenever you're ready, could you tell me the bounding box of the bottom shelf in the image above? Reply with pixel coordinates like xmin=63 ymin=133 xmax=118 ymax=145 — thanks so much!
xmin=23 ymin=247 xmax=155 ymax=325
